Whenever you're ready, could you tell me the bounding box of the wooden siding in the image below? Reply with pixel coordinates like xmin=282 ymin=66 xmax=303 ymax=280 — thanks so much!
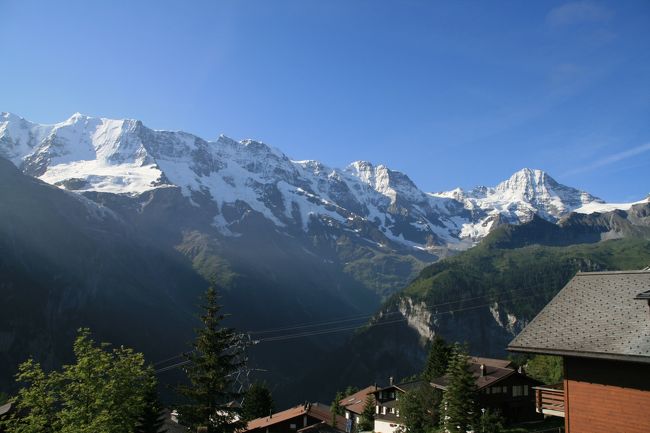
xmin=564 ymin=357 xmax=650 ymax=433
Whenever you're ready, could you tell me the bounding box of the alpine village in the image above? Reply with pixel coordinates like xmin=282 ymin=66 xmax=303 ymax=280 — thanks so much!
xmin=2 ymin=2 xmax=650 ymax=433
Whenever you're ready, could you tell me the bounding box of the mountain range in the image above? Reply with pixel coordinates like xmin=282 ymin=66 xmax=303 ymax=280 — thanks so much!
xmin=3 ymin=112 xmax=644 ymax=253
xmin=0 ymin=111 xmax=648 ymax=404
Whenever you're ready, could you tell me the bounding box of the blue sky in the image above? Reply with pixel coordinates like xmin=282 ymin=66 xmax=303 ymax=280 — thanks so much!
xmin=1 ymin=0 xmax=648 ymax=201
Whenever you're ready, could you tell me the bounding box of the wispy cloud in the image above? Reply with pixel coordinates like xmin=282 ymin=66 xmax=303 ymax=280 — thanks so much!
xmin=563 ymin=142 xmax=650 ymax=176
xmin=547 ymin=1 xmax=612 ymax=27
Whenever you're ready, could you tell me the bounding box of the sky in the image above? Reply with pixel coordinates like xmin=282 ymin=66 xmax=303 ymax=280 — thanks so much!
xmin=1 ymin=0 xmax=648 ymax=202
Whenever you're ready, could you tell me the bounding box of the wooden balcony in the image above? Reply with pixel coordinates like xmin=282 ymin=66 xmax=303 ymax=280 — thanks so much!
xmin=534 ymin=384 xmax=565 ymax=418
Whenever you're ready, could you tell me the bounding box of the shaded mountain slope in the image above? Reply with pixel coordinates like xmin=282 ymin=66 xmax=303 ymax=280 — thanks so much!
xmin=0 ymin=157 xmax=206 ymax=394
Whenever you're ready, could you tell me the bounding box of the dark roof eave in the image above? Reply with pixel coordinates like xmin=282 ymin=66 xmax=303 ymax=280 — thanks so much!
xmin=507 ymin=345 xmax=650 ymax=364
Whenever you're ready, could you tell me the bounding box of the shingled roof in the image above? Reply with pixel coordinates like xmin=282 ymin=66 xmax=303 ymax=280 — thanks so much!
xmin=245 ymin=402 xmax=346 ymax=432
xmin=508 ymin=270 xmax=650 ymax=363
xmin=340 ymin=385 xmax=377 ymax=415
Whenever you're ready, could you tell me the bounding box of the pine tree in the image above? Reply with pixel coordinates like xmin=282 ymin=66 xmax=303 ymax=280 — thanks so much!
xmin=423 ymin=335 xmax=452 ymax=382
xmin=358 ymin=394 xmax=375 ymax=432
xmin=241 ymin=382 xmax=274 ymax=421
xmin=136 ymin=371 xmax=167 ymax=433
xmin=330 ymin=391 xmax=344 ymax=428
xmin=440 ymin=345 xmax=477 ymax=433
xmin=177 ymin=287 xmax=246 ymax=433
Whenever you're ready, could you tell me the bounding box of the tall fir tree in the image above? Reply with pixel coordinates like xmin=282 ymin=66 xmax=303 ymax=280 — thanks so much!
xmin=330 ymin=391 xmax=344 ymax=428
xmin=440 ymin=344 xmax=478 ymax=433
xmin=358 ymin=394 xmax=375 ymax=432
xmin=136 ymin=370 xmax=167 ymax=433
xmin=177 ymin=286 xmax=246 ymax=433
xmin=397 ymin=384 xmax=441 ymax=433
xmin=241 ymin=382 xmax=274 ymax=421
xmin=423 ymin=335 xmax=452 ymax=382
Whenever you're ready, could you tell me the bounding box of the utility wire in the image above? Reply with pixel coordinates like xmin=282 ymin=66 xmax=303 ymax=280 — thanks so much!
xmin=153 ymin=288 xmax=552 ymax=373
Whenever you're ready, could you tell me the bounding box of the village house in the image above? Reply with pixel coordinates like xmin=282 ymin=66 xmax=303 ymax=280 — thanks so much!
xmin=508 ymin=270 xmax=650 ymax=433
xmin=431 ymin=356 xmax=542 ymax=424
xmin=371 ymin=378 xmax=429 ymax=433
xmin=244 ymin=402 xmax=346 ymax=433
xmin=339 ymin=385 xmax=377 ymax=432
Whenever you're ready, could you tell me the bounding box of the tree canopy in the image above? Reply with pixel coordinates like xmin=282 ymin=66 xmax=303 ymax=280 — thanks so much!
xmin=2 ymin=328 xmax=154 ymax=433
xmin=241 ymin=382 xmax=273 ymax=421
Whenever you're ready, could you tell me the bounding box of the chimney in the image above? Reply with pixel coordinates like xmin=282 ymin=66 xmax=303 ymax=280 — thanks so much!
xmin=480 ymin=364 xmax=486 ymax=376
xmin=389 ymin=376 xmax=394 ymax=386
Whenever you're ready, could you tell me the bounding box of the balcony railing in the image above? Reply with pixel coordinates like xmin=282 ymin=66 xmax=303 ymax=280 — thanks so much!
xmin=534 ymin=384 xmax=565 ymax=418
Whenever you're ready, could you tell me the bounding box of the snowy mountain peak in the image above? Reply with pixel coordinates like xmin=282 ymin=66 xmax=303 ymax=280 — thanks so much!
xmin=0 ymin=112 xmax=639 ymax=251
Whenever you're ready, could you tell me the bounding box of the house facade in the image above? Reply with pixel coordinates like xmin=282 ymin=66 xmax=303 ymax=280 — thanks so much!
xmin=508 ymin=270 xmax=650 ymax=433
xmin=371 ymin=380 xmax=428 ymax=433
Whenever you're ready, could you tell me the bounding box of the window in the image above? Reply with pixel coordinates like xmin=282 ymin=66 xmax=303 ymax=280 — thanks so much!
xmin=382 ymin=406 xmax=387 ymax=415
xmin=390 ymin=408 xmax=395 ymax=414
xmin=290 ymin=424 xmax=297 ymax=429
xmin=389 ymin=391 xmax=395 ymax=399
xmin=512 ymin=385 xmax=523 ymax=397
xmin=502 ymin=386 xmax=507 ymax=393
xmin=524 ymin=385 xmax=529 ymax=396
xmin=376 ymin=405 xmax=379 ymax=414
xmin=490 ymin=386 xmax=500 ymax=394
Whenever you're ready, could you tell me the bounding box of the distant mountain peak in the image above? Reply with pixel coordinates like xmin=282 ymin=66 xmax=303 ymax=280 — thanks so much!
xmin=0 ymin=112 xmax=638 ymax=250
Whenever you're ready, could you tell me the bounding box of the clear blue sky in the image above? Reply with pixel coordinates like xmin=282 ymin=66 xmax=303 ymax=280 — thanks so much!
xmin=2 ymin=0 xmax=648 ymax=201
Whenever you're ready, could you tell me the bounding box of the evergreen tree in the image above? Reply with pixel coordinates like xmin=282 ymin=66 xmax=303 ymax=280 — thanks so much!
xmin=136 ymin=372 xmax=167 ymax=433
xmin=440 ymin=345 xmax=477 ymax=433
xmin=477 ymin=409 xmax=505 ymax=433
xmin=423 ymin=335 xmax=452 ymax=381
xmin=358 ymin=394 xmax=375 ymax=432
xmin=330 ymin=391 xmax=344 ymax=428
xmin=177 ymin=286 xmax=246 ymax=433
xmin=397 ymin=385 xmax=441 ymax=433
xmin=241 ymin=382 xmax=273 ymax=421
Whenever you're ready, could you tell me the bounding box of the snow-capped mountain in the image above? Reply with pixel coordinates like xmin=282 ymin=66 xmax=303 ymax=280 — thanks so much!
xmin=431 ymin=168 xmax=606 ymax=240
xmin=0 ymin=112 xmax=643 ymax=250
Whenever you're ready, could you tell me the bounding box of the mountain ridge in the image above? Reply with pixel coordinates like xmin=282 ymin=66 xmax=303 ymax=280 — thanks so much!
xmin=2 ymin=112 xmax=645 ymax=252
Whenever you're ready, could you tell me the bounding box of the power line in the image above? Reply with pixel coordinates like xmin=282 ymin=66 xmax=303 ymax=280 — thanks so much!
xmin=152 ymin=286 xmax=553 ymax=372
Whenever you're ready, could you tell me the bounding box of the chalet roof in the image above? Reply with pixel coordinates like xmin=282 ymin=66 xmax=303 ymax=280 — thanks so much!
xmin=340 ymin=385 xmax=377 ymax=415
xmin=470 ymin=356 xmax=513 ymax=369
xmin=430 ymin=359 xmax=530 ymax=390
xmin=508 ymin=271 xmax=650 ymax=364
xmin=245 ymin=403 xmax=345 ymax=432
xmin=374 ymin=379 xmax=429 ymax=395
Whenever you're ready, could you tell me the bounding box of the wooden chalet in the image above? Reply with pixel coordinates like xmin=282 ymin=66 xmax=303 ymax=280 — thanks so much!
xmin=244 ymin=402 xmax=346 ymax=433
xmin=508 ymin=270 xmax=650 ymax=433
xmin=431 ymin=357 xmax=542 ymax=424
